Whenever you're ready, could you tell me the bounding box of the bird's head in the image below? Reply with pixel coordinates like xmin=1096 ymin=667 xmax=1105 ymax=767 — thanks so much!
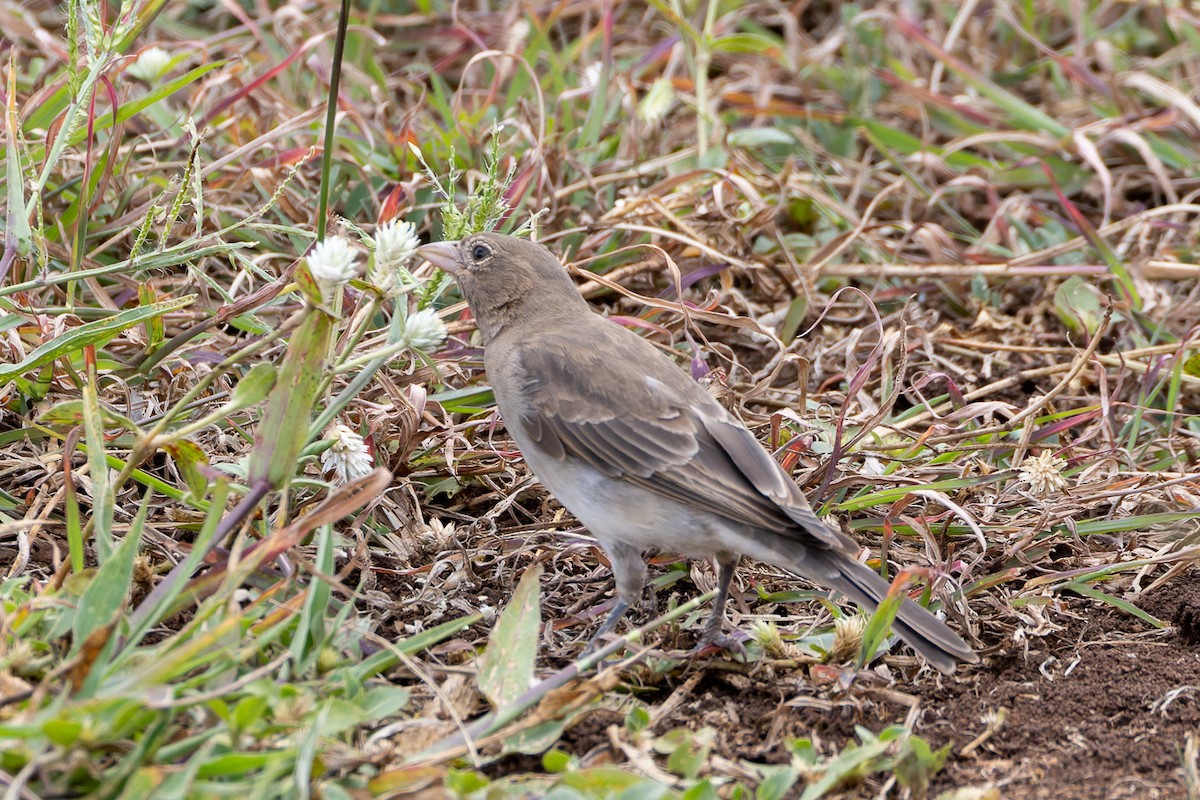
xmin=417 ymin=233 xmax=586 ymax=342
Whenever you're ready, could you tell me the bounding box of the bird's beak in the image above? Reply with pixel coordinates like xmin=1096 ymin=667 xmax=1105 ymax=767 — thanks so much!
xmin=417 ymin=241 xmax=462 ymax=274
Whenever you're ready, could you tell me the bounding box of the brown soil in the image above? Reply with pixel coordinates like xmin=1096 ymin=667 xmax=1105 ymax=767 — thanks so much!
xmin=921 ymin=581 xmax=1200 ymax=800
xmin=534 ymin=575 xmax=1200 ymax=799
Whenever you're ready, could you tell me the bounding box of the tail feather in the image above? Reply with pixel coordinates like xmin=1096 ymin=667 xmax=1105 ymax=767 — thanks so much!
xmin=817 ymin=554 xmax=977 ymax=674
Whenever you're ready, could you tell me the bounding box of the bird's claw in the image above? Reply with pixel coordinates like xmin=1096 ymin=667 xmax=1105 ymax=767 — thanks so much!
xmin=693 ymin=630 xmax=747 ymax=658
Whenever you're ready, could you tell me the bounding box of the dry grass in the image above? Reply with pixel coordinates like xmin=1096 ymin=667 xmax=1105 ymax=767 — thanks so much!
xmin=2 ymin=1 xmax=1200 ymax=798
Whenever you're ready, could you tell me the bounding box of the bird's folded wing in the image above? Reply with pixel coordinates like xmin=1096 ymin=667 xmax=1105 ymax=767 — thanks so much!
xmin=700 ymin=412 xmax=851 ymax=549
xmin=518 ymin=341 xmax=849 ymax=551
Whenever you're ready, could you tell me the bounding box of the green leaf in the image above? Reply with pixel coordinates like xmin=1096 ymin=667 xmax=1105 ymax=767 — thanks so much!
xmin=67 ymin=63 xmax=228 ymax=145
xmin=229 ymin=362 xmax=278 ymax=409
xmin=361 ymin=687 xmax=411 ymax=721
xmin=779 ymin=295 xmax=810 ymax=343
xmin=348 ymin=614 xmax=482 ymax=683
xmin=756 ymin=766 xmax=799 ymax=800
xmin=478 ymin=563 xmax=542 ymax=708
xmin=163 ymin=440 xmax=211 ymax=500
xmin=681 ymin=781 xmax=718 ymax=800
xmin=38 ymin=399 xmax=139 ymax=431
xmin=659 ymin=728 xmax=714 ymax=781
xmin=42 ymin=719 xmax=83 ymax=747
xmin=710 ymin=32 xmax=786 ymax=62
xmin=0 ymin=296 xmax=195 ymax=382
xmin=1064 ymin=581 xmax=1166 ymax=629
xmin=317 ymin=698 xmax=367 ymax=737
xmin=427 ymin=385 xmax=495 ymax=412
xmin=73 ymin=491 xmax=151 ymax=651
xmin=542 ymin=749 xmax=572 ymax=773
xmin=293 ymin=524 xmax=334 ymax=671
xmin=4 ymin=100 xmax=32 ymax=256
xmin=446 ymin=769 xmax=490 ymax=794
xmin=625 ymin=704 xmax=651 ymax=734
xmin=858 ymin=579 xmax=907 ymax=668
xmin=558 ymin=768 xmax=659 ymax=793
xmin=893 ymin=734 xmax=950 ymax=792
xmin=798 ymin=734 xmax=892 ymax=800
xmin=82 ymin=379 xmax=115 ymax=560
xmin=1181 ymin=352 xmax=1200 ymax=378
xmin=1053 ymin=276 xmax=1106 ymax=335
xmin=232 ymin=695 xmax=269 ymax=733
xmin=248 ymin=308 xmax=333 ymax=488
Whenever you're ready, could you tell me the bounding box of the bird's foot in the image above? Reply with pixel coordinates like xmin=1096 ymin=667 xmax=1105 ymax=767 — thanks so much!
xmin=577 ymin=598 xmax=631 ymax=664
xmin=578 ymin=635 xmax=610 ymax=663
xmin=692 ymin=629 xmax=747 ymax=658
xmin=640 ymin=582 xmax=658 ymax=617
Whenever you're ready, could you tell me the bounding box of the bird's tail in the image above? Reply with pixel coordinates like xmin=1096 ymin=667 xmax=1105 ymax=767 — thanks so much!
xmin=814 ymin=553 xmax=978 ymax=674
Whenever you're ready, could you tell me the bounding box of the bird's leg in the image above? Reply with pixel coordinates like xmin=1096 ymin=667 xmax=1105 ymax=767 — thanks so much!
xmin=581 ymin=598 xmax=629 ymax=657
xmin=640 ymin=576 xmax=658 ymax=616
xmin=580 ymin=542 xmax=645 ymax=658
xmin=696 ymin=555 xmax=744 ymax=653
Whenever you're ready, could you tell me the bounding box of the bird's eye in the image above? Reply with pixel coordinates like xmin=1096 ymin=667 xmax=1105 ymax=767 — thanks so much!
xmin=471 ymin=243 xmax=491 ymax=261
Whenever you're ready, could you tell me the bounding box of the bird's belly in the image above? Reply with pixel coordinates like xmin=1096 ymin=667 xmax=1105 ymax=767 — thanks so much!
xmin=519 ymin=448 xmax=733 ymax=556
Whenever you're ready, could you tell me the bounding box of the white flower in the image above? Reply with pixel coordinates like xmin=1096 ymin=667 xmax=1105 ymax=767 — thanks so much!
xmin=638 ymin=78 xmax=674 ymax=125
xmin=128 ymin=47 xmax=172 ymax=82
xmin=581 ymin=62 xmax=604 ymax=89
xmin=1019 ymin=451 xmax=1069 ymax=497
xmin=400 ymin=307 xmax=447 ymax=352
xmin=369 ymin=220 xmax=420 ymax=294
xmin=416 ymin=518 xmax=457 ymax=552
xmin=321 ymin=423 xmax=373 ymax=485
xmin=307 ymin=237 xmax=359 ymax=290
xmin=829 ymin=614 xmax=868 ymax=664
xmin=749 ymin=620 xmax=792 ymax=659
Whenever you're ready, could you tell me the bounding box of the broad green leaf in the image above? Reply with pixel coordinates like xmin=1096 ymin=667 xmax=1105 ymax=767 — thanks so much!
xmin=38 ymin=399 xmax=139 ymax=431
xmin=61 ymin=63 xmax=227 ymax=145
xmin=756 ymin=766 xmax=799 ymax=800
xmin=232 ymin=695 xmax=269 ymax=733
xmin=361 ymin=687 xmax=411 ymax=720
xmin=478 ymin=563 xmax=542 ymax=708
xmin=229 ymin=362 xmax=278 ymax=408
xmin=1053 ymin=276 xmax=1106 ymax=335
xmin=43 ymin=719 xmax=83 ymax=747
xmin=248 ymin=308 xmax=332 ymax=488
xmin=0 ymin=296 xmax=195 ymax=382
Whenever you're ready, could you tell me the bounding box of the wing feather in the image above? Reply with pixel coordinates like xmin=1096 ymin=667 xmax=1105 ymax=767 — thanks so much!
xmin=513 ymin=328 xmax=850 ymax=551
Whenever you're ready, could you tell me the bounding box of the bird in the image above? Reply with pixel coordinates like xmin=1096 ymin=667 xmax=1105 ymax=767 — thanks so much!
xmin=417 ymin=233 xmax=977 ymax=673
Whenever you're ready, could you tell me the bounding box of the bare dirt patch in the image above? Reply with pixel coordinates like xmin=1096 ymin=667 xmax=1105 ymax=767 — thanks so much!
xmin=924 ymin=580 xmax=1200 ymax=800
xmin=534 ymin=575 xmax=1200 ymax=799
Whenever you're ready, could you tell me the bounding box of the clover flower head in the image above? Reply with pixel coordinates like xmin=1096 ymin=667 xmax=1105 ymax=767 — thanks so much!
xmin=1019 ymin=451 xmax=1069 ymax=497
xmin=369 ymin=220 xmax=420 ymax=294
xmin=128 ymin=47 xmax=172 ymax=82
xmin=321 ymin=423 xmax=372 ymax=485
xmin=400 ymin=307 xmax=447 ymax=352
xmin=307 ymin=236 xmax=359 ymax=290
